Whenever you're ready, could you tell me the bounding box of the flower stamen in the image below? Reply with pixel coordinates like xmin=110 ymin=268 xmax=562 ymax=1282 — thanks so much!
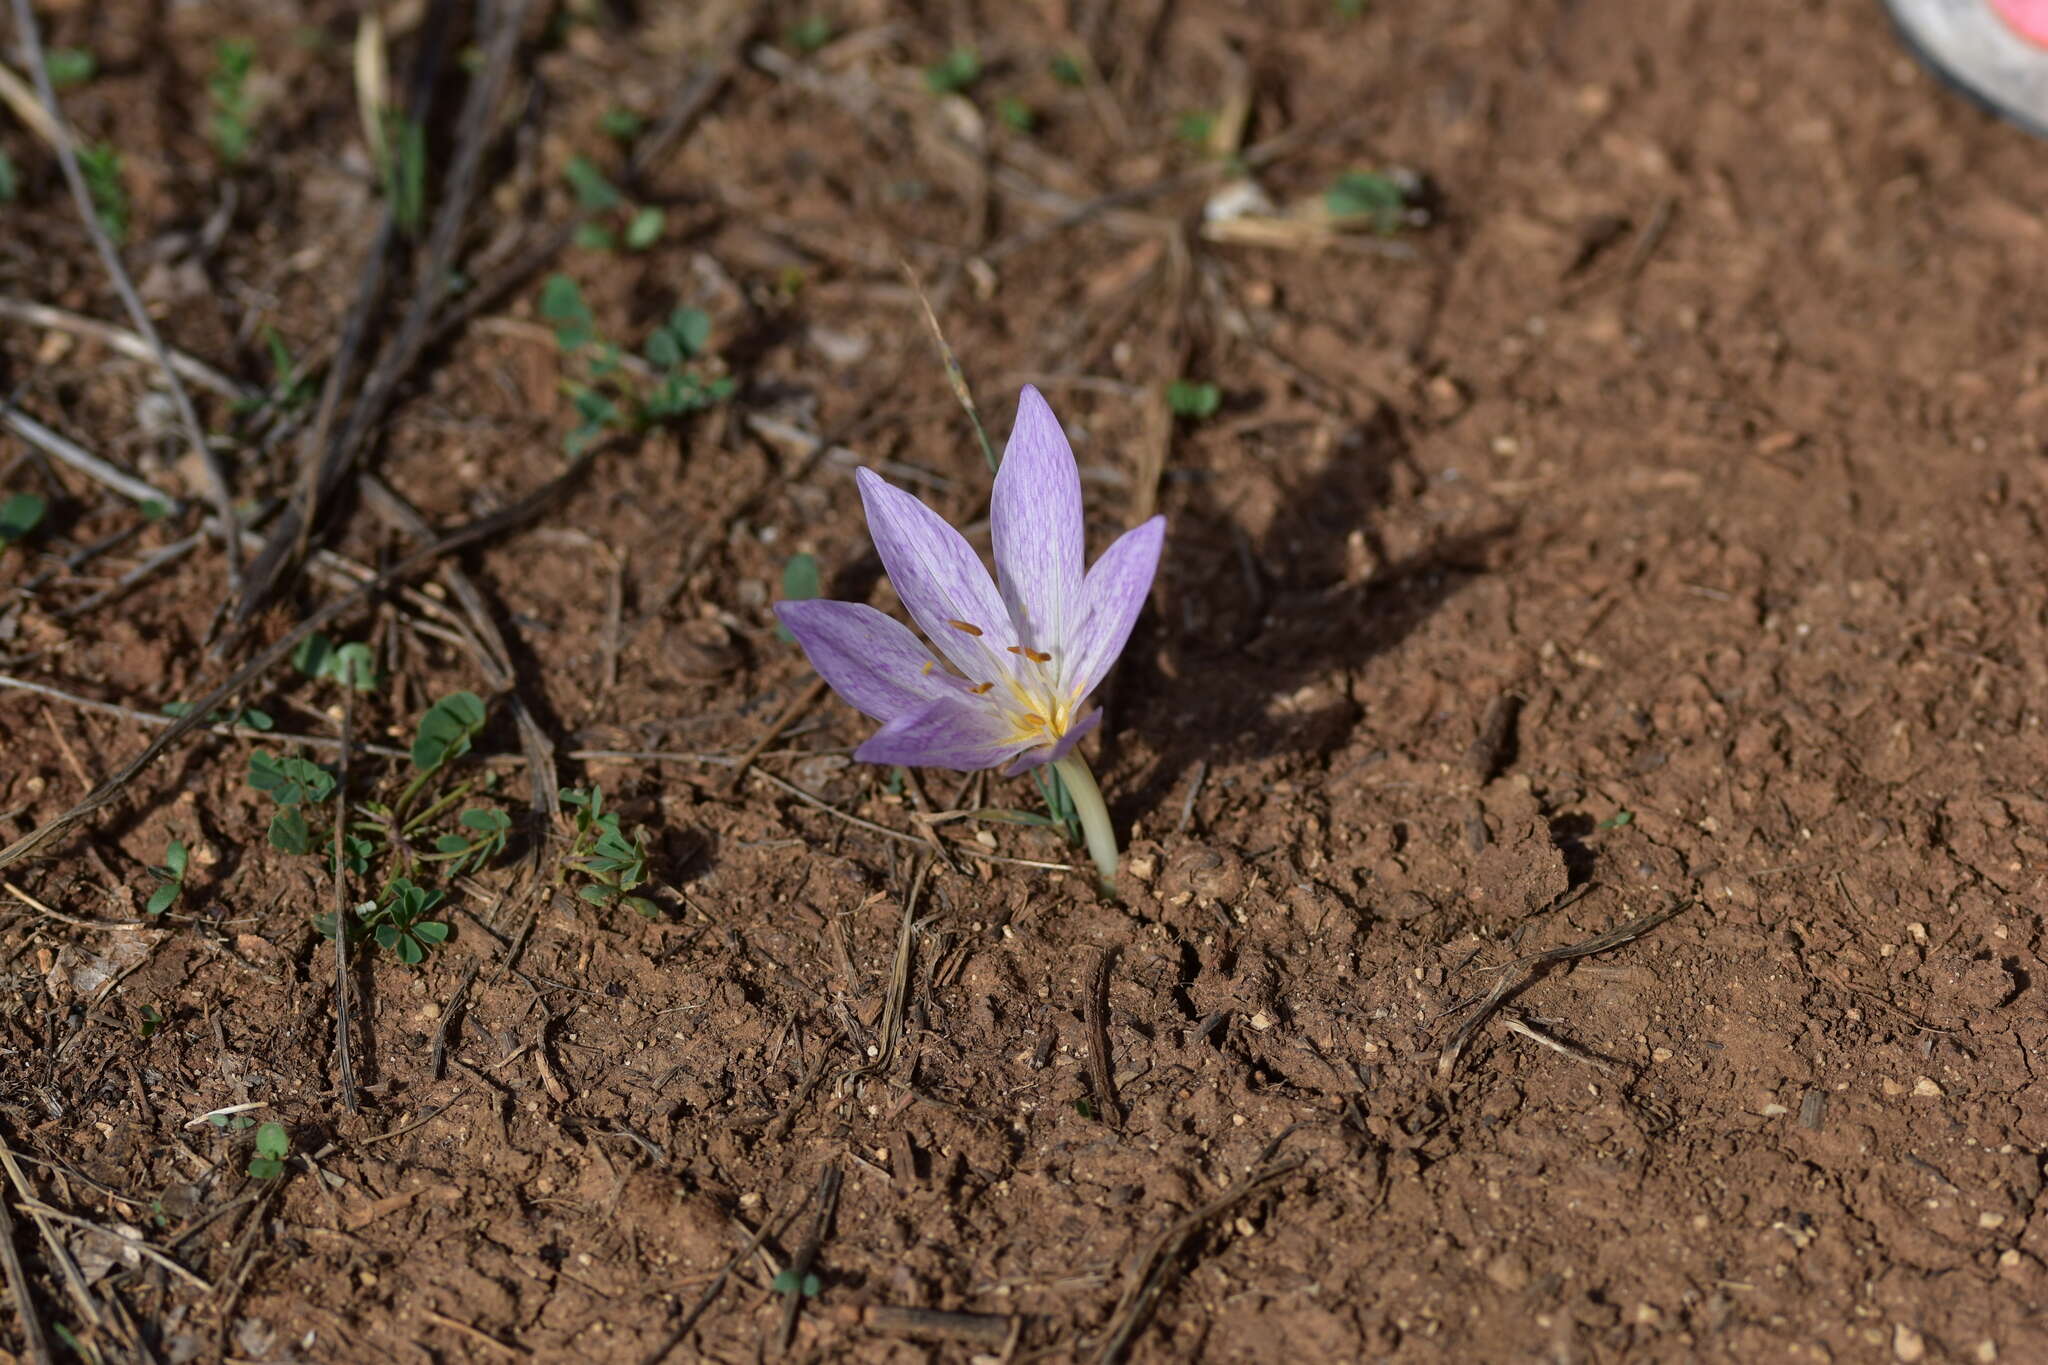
xmin=969 ymin=681 xmax=995 ymax=695
xmin=1006 ymin=645 xmax=1053 ymax=663
xmin=945 ymin=619 xmax=984 ymax=636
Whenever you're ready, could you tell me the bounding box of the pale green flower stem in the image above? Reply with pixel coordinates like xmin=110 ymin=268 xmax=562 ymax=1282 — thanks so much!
xmin=1051 ymin=752 xmax=1119 ymax=892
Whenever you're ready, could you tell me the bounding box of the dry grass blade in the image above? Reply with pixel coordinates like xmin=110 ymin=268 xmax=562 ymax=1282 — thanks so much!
xmin=0 ymin=1126 xmax=125 ymax=1360
xmin=777 ymin=1164 xmax=842 ymax=1352
xmin=238 ymin=0 xmax=479 ymax=622
xmin=0 ymin=298 xmax=249 ymax=400
xmin=0 ymin=1150 xmax=55 ymax=1365
xmin=1436 ymin=898 xmax=1689 ymax=1080
xmin=1092 ymin=1157 xmax=1305 ymax=1364
xmin=0 ymin=404 xmax=180 ymax=509
xmin=333 ymin=685 xmax=360 ymax=1113
xmin=1084 ymin=947 xmax=1123 ymax=1127
xmin=7 ymin=0 xmax=241 ymax=590
xmin=847 ymin=862 xmax=928 ymax=1082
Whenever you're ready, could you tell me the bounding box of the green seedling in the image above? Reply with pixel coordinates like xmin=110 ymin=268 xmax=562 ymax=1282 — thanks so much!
xmin=45 ymin=48 xmax=95 ymax=88
xmin=0 ymin=493 xmax=46 ymax=549
xmin=561 ymin=786 xmax=656 ymax=917
xmin=1166 ymin=379 xmax=1221 ymax=421
xmin=292 ymin=632 xmax=379 ymax=691
xmin=431 ymin=807 xmax=511 ymax=876
xmin=145 ymin=839 xmax=188 ymax=916
xmin=162 ymin=700 xmax=273 ymax=730
xmin=77 ymin=143 xmax=127 ymax=241
xmin=996 ymin=97 xmax=1036 ymax=133
xmin=369 ymin=877 xmax=451 ymax=964
xmin=380 ymin=111 xmax=426 ymax=235
xmin=784 ymin=16 xmax=833 ymax=54
xmin=924 ymin=47 xmax=980 ymax=95
xmin=410 ymin=690 xmax=484 ymax=772
xmin=137 ymin=1005 xmax=164 ymax=1038
xmin=1050 ymin=54 xmax=1084 ymax=87
xmin=1175 ymin=111 xmax=1217 ymax=147
xmin=209 ymin=39 xmax=257 ymax=164
xmin=542 ymin=276 xmax=732 ymax=454
xmin=1598 ymin=809 xmax=1635 ymax=830
xmin=599 ymin=106 xmax=644 ymax=141
xmin=1324 ymin=170 xmax=1407 ymax=234
xmin=249 ymin=751 xmax=335 ymax=854
xmin=247 ymin=1121 xmax=289 ymax=1180
xmin=772 ymin=1268 xmax=823 ymax=1298
xmin=563 ymin=156 xmax=666 ymax=253
xmin=774 ymin=552 xmax=821 ymax=642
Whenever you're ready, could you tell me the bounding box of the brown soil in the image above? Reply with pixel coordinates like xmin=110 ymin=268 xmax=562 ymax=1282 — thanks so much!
xmin=3 ymin=1 xmax=2046 ymax=1361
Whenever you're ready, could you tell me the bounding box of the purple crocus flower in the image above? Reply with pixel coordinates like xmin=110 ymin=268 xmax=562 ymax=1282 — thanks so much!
xmin=777 ymin=385 xmax=1164 ymax=778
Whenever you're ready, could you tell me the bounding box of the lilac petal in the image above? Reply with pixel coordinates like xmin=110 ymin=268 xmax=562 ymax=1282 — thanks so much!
xmin=856 ymin=468 xmax=1021 ymax=686
xmin=1000 ymin=708 xmax=1102 ymax=776
xmin=854 ymin=693 xmax=1032 ymax=772
xmin=992 ymin=385 xmax=1084 ymax=653
xmin=1062 ymin=515 xmax=1165 ymax=702
xmin=775 ymin=599 xmax=950 ymax=724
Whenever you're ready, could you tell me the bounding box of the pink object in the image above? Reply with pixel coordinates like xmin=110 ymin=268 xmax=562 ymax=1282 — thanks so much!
xmin=1992 ymin=0 xmax=2048 ymax=47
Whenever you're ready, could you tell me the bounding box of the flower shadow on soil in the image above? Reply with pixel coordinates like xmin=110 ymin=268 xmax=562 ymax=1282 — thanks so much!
xmin=1115 ymin=405 xmax=1513 ymax=810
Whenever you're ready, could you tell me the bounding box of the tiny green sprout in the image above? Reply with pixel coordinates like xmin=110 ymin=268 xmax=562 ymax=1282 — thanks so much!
xmin=207 ymin=1111 xmax=255 ymax=1131
xmin=163 ymin=700 xmax=273 ymax=730
xmin=561 ymin=786 xmax=656 ymax=917
xmin=1333 ymin=0 xmax=1368 ymax=16
xmin=1598 ymin=809 xmax=1635 ymax=830
xmin=624 ymin=205 xmax=666 ymax=251
xmin=1175 ymin=111 xmax=1216 ymax=147
xmin=774 ymin=552 xmax=821 ymax=642
xmin=784 ymin=16 xmax=834 ymax=55
xmin=137 ymin=1005 xmax=164 ymax=1039
xmin=924 ymin=47 xmax=981 ymax=95
xmin=0 ymin=493 xmax=47 ymax=549
xmin=411 ymin=691 xmax=486 ymax=773
xmin=45 ymin=48 xmax=96 ymax=88
xmin=247 ymin=1121 xmax=290 ymax=1180
xmin=209 ymin=38 xmax=258 ymax=164
xmin=1050 ymin=54 xmax=1084 ymax=87
xmin=0 ymin=149 xmax=17 ymax=202
xmin=771 ymin=1268 xmax=824 ymax=1298
xmin=368 ymin=877 xmax=452 ymax=964
xmin=563 ymin=154 xmax=622 ymax=213
xmin=432 ymin=807 xmax=511 ymax=876
xmin=1166 ymin=379 xmax=1221 ymax=421
xmin=996 ymin=97 xmax=1036 ymax=133
xmin=232 ymin=326 xmax=313 ymax=415
xmin=145 ymin=839 xmax=188 ymax=917
xmin=540 ymin=274 xmax=595 ymax=351
xmin=293 ymin=632 xmax=379 ymax=692
xmin=76 ymin=142 xmax=128 ymax=241
xmin=599 ymin=106 xmax=645 ymax=141
xmin=248 ymin=752 xmax=336 ymax=807
xmin=1324 ymin=170 xmax=1407 ymax=234
xmin=380 ymin=111 xmax=426 ymax=235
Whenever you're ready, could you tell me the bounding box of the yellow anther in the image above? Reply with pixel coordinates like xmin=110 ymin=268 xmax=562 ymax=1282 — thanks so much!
xmin=969 ymin=681 xmax=995 ymax=695
xmin=945 ymin=619 xmax=984 ymax=637
xmin=1006 ymin=645 xmax=1053 ymax=663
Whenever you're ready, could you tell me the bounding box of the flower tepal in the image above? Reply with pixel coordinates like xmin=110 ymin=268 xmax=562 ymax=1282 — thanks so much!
xmin=777 ymin=385 xmax=1164 ymax=780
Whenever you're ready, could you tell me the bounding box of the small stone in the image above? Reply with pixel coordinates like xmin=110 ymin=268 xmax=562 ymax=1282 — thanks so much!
xmin=1913 ymin=1077 xmax=1944 ymax=1098
xmin=1977 ymin=1341 xmax=1998 ymax=1363
xmin=1882 ymin=1078 xmax=1906 ymax=1097
xmin=1486 ymin=1251 xmax=1530 ymax=1290
xmin=1893 ymin=1323 xmax=1926 ymax=1362
xmin=1979 ymin=1212 xmax=2007 ymax=1229
xmin=1248 ymin=1012 xmax=1274 ymax=1031
xmin=1126 ymin=855 xmax=1156 ymax=883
